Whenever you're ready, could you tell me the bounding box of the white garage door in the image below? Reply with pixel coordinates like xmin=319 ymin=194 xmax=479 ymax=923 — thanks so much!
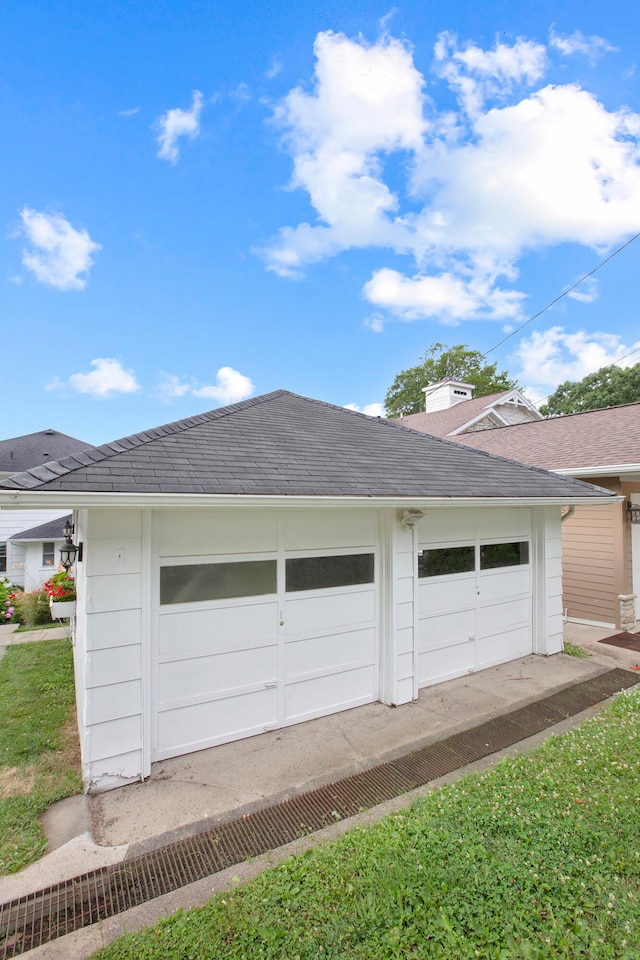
xmin=416 ymin=508 xmax=533 ymax=688
xmin=151 ymin=510 xmax=379 ymax=761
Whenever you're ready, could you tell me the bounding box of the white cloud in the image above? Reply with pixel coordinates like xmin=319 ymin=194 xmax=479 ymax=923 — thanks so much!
xmin=379 ymin=8 xmax=398 ymax=32
xmin=265 ymin=56 xmax=283 ymax=80
xmin=344 ymin=402 xmax=385 ymax=417
xmin=409 ymin=84 xmax=640 ymax=268
xmin=434 ymin=32 xmax=547 ymax=117
xmin=549 ymin=29 xmax=617 ymax=64
xmin=261 ymin=28 xmax=640 ymax=325
xmin=261 ymin=29 xmax=426 ymax=277
xmin=119 ymin=107 xmax=140 ymax=117
xmin=192 ymin=367 xmax=254 ymax=404
xmin=156 ymin=90 xmax=203 ymax=163
xmin=230 ymin=83 xmax=251 ymax=107
xmin=364 ymin=313 xmax=385 ymax=332
xmin=364 ymin=267 xmax=524 ymax=322
xmin=567 ymin=277 xmax=599 ymax=304
xmin=156 ymin=373 xmax=191 ymax=399
xmin=511 ymin=326 xmax=640 ymax=399
xmin=153 ymin=368 xmax=255 ymax=404
xmin=18 ymin=208 xmax=100 ymax=290
xmin=48 ymin=358 xmax=140 ymax=397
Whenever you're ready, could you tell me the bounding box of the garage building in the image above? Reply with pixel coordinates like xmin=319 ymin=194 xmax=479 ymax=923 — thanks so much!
xmin=0 ymin=391 xmax=617 ymax=793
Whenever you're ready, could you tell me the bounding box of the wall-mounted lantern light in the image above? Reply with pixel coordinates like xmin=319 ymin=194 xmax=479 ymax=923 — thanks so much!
xmin=628 ymin=501 xmax=640 ymax=524
xmin=59 ymin=518 xmax=83 ymax=570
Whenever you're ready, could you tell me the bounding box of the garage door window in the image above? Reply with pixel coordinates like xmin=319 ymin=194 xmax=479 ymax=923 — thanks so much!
xmin=160 ymin=560 xmax=277 ymax=605
xmin=480 ymin=541 xmax=529 ymax=570
xmin=286 ymin=553 xmax=374 ymax=592
xmin=418 ymin=546 xmax=475 ymax=578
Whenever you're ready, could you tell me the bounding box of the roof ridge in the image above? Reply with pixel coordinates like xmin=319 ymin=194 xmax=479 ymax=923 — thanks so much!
xmin=0 ymin=391 xmax=290 ymax=490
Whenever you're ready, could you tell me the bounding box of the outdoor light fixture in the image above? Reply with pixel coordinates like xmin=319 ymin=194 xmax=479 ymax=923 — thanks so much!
xmin=59 ymin=518 xmax=83 ymax=570
xmin=400 ymin=509 xmax=425 ymax=527
xmin=628 ymin=501 xmax=640 ymax=524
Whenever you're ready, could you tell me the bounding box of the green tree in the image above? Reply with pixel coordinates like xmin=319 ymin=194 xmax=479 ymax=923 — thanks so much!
xmin=384 ymin=343 xmax=519 ymax=417
xmin=540 ymin=362 xmax=640 ymax=416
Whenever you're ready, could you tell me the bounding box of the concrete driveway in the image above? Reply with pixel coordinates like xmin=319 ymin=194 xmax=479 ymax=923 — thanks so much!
xmin=2 ymin=621 xmax=638 ymax=906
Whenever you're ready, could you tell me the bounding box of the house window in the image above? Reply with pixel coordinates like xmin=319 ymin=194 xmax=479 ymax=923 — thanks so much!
xmin=0 ymin=543 xmax=6 ymax=573
xmin=418 ymin=546 xmax=475 ymax=578
xmin=42 ymin=542 xmax=55 ymax=567
xmin=480 ymin=541 xmax=529 ymax=570
xmin=286 ymin=553 xmax=374 ymax=593
xmin=160 ymin=560 xmax=277 ymax=605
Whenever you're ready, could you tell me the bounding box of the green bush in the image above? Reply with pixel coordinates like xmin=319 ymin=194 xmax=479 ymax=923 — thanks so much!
xmin=11 ymin=590 xmax=53 ymax=627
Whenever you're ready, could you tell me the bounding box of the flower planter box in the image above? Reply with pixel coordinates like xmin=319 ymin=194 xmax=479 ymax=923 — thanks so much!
xmin=49 ymin=600 xmax=76 ymax=620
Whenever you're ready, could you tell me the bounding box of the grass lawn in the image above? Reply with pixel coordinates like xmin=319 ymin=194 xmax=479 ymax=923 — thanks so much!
xmin=0 ymin=638 xmax=82 ymax=874
xmin=94 ymin=690 xmax=640 ymax=960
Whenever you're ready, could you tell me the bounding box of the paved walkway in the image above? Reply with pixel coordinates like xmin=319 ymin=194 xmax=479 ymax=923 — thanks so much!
xmin=0 ymin=622 xmax=70 ymax=665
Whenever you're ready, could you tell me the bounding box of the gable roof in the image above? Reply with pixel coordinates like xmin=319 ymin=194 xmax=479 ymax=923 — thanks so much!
xmin=0 ymin=429 xmax=92 ymax=475
xmin=393 ymin=389 xmax=544 ymax=438
xmin=9 ymin=515 xmax=72 ymax=542
xmin=446 ymin=401 xmax=640 ymax=472
xmin=0 ymin=390 xmax=614 ymax=502
xmin=394 ymin=391 xmax=511 ymax=437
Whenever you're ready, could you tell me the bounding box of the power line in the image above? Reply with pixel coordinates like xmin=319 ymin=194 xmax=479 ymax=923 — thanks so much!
xmin=482 ymin=231 xmax=640 ymax=358
xmin=406 ymin=233 xmax=640 ymax=414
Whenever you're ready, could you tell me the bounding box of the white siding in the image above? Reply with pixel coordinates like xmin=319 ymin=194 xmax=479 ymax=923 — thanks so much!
xmin=78 ymin=509 xmax=145 ymax=793
xmin=532 ymin=506 xmax=564 ymax=655
xmin=391 ymin=519 xmax=415 ymax=704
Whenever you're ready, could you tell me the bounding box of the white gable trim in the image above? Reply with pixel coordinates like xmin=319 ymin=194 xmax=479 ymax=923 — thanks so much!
xmin=447 ymin=389 xmax=542 ymax=436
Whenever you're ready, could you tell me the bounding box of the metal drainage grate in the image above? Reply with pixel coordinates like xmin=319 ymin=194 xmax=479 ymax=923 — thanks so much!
xmin=1 ymin=667 xmax=637 ymax=958
xmin=599 ymin=632 xmax=640 ymax=654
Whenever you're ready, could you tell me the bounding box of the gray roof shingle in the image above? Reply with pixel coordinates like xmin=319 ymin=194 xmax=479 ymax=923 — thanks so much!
xmin=0 ymin=429 xmax=92 ymax=474
xmin=9 ymin=515 xmax=72 ymax=542
xmin=0 ymin=391 xmax=614 ymax=501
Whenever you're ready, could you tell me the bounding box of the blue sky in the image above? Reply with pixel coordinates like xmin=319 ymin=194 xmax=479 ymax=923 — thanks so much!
xmin=2 ymin=0 xmax=640 ymax=445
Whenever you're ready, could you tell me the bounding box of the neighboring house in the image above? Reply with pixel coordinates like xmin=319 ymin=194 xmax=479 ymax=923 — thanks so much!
xmin=9 ymin=515 xmax=72 ymax=591
xmin=395 ymin=379 xmax=543 ymax=437
xmin=436 ymin=402 xmax=640 ymax=631
xmin=0 ymin=390 xmax=616 ymax=794
xmin=0 ymin=429 xmax=92 ymax=586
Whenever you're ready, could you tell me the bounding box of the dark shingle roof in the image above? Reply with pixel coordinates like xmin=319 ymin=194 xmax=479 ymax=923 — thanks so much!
xmin=446 ymin=402 xmax=640 ymax=470
xmin=0 ymin=429 xmax=92 ymax=474
xmin=0 ymin=391 xmax=614 ymax=500
xmin=9 ymin=515 xmax=72 ymax=542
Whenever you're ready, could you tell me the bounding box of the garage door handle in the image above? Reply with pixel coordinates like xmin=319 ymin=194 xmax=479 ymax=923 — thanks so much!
xmin=264 ymin=681 xmax=277 ymax=688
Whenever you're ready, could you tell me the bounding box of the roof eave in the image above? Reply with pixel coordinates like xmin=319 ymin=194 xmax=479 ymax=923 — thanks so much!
xmin=0 ymin=490 xmax=621 ymax=510
xmin=552 ymin=463 xmax=640 ymax=479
